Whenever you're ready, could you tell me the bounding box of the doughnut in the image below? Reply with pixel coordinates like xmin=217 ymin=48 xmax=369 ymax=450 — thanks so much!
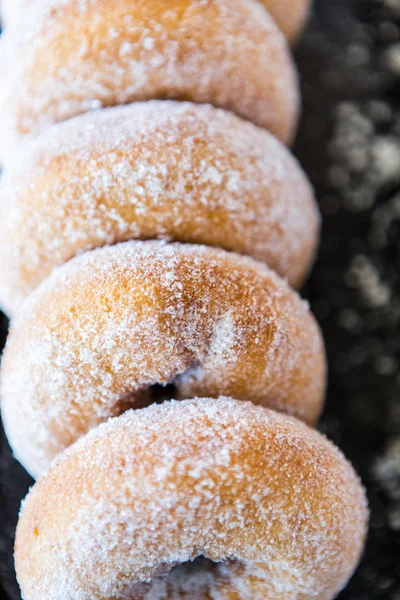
xmin=1 ymin=240 xmax=326 ymax=479
xmin=263 ymin=0 xmax=311 ymax=42
xmin=0 ymin=0 xmax=311 ymax=43
xmin=0 ymin=101 xmax=319 ymax=317
xmin=0 ymin=0 xmax=299 ymax=155
xmin=15 ymin=398 xmax=368 ymax=600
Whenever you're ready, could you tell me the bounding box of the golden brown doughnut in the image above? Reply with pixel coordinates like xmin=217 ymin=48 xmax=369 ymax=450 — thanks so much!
xmin=0 ymin=0 xmax=311 ymax=43
xmin=0 ymin=101 xmax=319 ymax=316
xmin=262 ymin=0 xmax=311 ymax=42
xmin=0 ymin=0 xmax=299 ymax=153
xmin=1 ymin=240 xmax=326 ymax=479
xmin=15 ymin=398 xmax=368 ymax=600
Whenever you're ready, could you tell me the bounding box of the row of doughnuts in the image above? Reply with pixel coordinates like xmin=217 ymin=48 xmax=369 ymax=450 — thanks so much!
xmin=0 ymin=2 xmax=368 ymax=599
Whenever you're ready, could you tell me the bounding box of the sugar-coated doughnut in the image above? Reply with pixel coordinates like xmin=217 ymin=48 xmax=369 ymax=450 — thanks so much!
xmin=0 ymin=0 xmax=311 ymax=43
xmin=0 ymin=0 xmax=299 ymax=154
xmin=1 ymin=240 xmax=326 ymax=479
xmin=0 ymin=101 xmax=319 ymax=317
xmin=15 ymin=397 xmax=368 ymax=600
xmin=262 ymin=0 xmax=311 ymax=42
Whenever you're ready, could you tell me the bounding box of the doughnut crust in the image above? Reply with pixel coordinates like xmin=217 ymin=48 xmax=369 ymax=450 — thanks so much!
xmin=1 ymin=240 xmax=326 ymax=479
xmin=0 ymin=0 xmax=299 ymax=153
xmin=1 ymin=0 xmax=311 ymax=43
xmin=0 ymin=101 xmax=319 ymax=316
xmin=15 ymin=398 xmax=368 ymax=600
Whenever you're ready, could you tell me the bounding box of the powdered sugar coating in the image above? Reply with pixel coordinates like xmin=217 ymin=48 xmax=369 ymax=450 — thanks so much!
xmin=0 ymin=101 xmax=319 ymax=316
xmin=1 ymin=240 xmax=326 ymax=478
xmin=0 ymin=0 xmax=367 ymax=596
xmin=0 ymin=0 xmax=299 ymax=157
xmin=15 ymin=398 xmax=368 ymax=600
xmin=0 ymin=0 xmax=311 ymax=43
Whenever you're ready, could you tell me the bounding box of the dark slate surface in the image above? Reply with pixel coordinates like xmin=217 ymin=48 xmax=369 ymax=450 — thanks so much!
xmin=1 ymin=0 xmax=400 ymax=597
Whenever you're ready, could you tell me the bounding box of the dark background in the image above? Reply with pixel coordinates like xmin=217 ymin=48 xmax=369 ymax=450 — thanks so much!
xmin=1 ymin=0 xmax=400 ymax=597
